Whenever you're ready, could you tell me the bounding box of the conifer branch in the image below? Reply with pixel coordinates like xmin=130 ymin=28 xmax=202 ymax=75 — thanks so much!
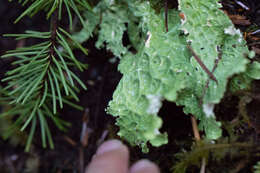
xmin=50 ymin=10 xmax=59 ymax=58
xmin=1 ymin=0 xmax=89 ymax=151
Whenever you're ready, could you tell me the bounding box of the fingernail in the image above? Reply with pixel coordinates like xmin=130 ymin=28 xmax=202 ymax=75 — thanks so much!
xmin=96 ymin=139 xmax=123 ymax=156
xmin=130 ymin=159 xmax=158 ymax=173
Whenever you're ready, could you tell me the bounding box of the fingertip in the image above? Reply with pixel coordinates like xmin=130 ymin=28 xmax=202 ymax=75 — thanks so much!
xmin=130 ymin=159 xmax=160 ymax=173
xmin=85 ymin=140 xmax=129 ymax=173
xmin=96 ymin=139 xmax=126 ymax=156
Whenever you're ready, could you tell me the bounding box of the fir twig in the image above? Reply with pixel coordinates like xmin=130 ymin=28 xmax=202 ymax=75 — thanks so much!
xmin=190 ymin=115 xmax=206 ymax=173
xmin=1 ymin=0 xmax=88 ymax=151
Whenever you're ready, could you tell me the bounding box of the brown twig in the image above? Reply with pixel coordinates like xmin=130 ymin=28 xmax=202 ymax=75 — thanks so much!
xmin=190 ymin=116 xmax=205 ymax=173
xmin=79 ymin=147 xmax=84 ymax=173
xmin=97 ymin=130 xmax=109 ymax=146
xmin=187 ymin=45 xmax=218 ymax=84
xmin=200 ymin=80 xmax=210 ymax=105
xmin=79 ymin=108 xmax=93 ymax=173
xmin=63 ymin=135 xmax=77 ymax=146
xmin=191 ymin=116 xmax=201 ymax=141
xmin=199 ymin=47 xmax=222 ymax=105
xmin=80 ymin=108 xmax=92 ymax=147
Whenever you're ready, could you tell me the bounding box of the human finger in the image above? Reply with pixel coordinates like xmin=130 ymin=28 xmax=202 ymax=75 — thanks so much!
xmin=130 ymin=159 xmax=160 ymax=173
xmin=85 ymin=139 xmax=129 ymax=173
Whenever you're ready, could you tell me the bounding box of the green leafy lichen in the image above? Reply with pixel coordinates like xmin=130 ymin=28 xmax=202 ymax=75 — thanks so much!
xmin=94 ymin=0 xmax=130 ymax=58
xmin=104 ymin=0 xmax=260 ymax=152
xmin=108 ymin=6 xmax=195 ymax=151
xmin=178 ymin=0 xmax=248 ymax=104
xmin=72 ymin=10 xmax=99 ymax=43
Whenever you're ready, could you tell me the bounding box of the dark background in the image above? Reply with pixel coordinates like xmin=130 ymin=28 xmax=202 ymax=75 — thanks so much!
xmin=0 ymin=0 xmax=260 ymax=172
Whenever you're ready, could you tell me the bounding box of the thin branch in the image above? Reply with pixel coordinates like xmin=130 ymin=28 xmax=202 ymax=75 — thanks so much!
xmin=187 ymin=45 xmax=218 ymax=84
xmin=191 ymin=116 xmax=201 ymax=141
xmin=200 ymin=158 xmax=206 ymax=173
xmin=200 ymin=46 xmax=222 ymax=105
xmin=50 ymin=10 xmax=59 ymax=57
xmin=37 ymin=9 xmax=59 ymax=109
xmin=190 ymin=116 xmax=205 ymax=173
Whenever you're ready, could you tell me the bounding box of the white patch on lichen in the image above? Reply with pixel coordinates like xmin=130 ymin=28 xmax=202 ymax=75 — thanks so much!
xmin=146 ymin=95 xmax=162 ymax=114
xmin=187 ymin=39 xmax=192 ymax=43
xmin=108 ymin=0 xmax=114 ymax=5
xmin=183 ymin=28 xmax=189 ymax=35
xmin=145 ymin=31 xmax=152 ymax=48
xmin=224 ymin=26 xmax=241 ymax=36
xmin=210 ymin=140 xmax=216 ymax=144
xmin=111 ymin=31 xmax=115 ymax=39
xmin=224 ymin=26 xmax=243 ymax=43
xmin=154 ymin=129 xmax=160 ymax=135
xmin=203 ymin=103 xmax=215 ymax=118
